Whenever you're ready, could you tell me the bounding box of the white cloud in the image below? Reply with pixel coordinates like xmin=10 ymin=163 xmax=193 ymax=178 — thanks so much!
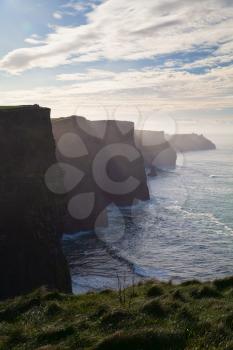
xmin=55 ymin=65 xmax=233 ymax=100
xmin=53 ymin=12 xmax=63 ymax=19
xmin=31 ymin=34 xmax=41 ymax=39
xmin=57 ymin=69 xmax=116 ymax=81
xmin=1 ymin=64 xmax=233 ymax=119
xmin=0 ymin=0 xmax=233 ymax=74
xmin=24 ymin=38 xmax=45 ymax=45
xmin=61 ymin=1 xmax=93 ymax=12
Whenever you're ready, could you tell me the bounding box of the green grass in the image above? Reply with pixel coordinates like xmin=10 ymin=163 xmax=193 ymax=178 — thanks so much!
xmin=0 ymin=106 xmax=21 ymax=109
xmin=0 ymin=277 xmax=233 ymax=349
xmin=0 ymin=105 xmax=38 ymax=110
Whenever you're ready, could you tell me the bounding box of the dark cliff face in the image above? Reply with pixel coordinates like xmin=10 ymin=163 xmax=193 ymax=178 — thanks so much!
xmin=0 ymin=105 xmax=72 ymax=299
xmin=135 ymin=130 xmax=177 ymax=171
xmin=168 ymin=134 xmax=216 ymax=152
xmin=52 ymin=116 xmax=150 ymax=233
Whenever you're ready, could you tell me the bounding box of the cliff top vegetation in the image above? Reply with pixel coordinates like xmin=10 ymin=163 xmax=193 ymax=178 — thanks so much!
xmin=0 ymin=277 xmax=233 ymax=349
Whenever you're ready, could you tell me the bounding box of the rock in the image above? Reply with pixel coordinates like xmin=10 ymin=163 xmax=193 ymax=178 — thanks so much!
xmin=52 ymin=116 xmax=150 ymax=233
xmin=0 ymin=105 xmax=72 ymax=299
xmin=148 ymin=167 xmax=158 ymax=177
xmin=168 ymin=133 xmax=216 ymax=152
xmin=135 ymin=130 xmax=177 ymax=170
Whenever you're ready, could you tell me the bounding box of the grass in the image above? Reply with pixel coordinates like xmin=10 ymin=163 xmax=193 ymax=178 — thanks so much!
xmin=0 ymin=106 xmax=21 ymax=109
xmin=0 ymin=105 xmax=39 ymax=110
xmin=0 ymin=277 xmax=233 ymax=349
xmin=146 ymin=285 xmax=164 ymax=297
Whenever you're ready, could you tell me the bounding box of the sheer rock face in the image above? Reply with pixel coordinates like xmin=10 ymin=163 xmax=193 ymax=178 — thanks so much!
xmin=168 ymin=133 xmax=216 ymax=152
xmin=0 ymin=105 xmax=72 ymax=299
xmin=52 ymin=116 xmax=150 ymax=233
xmin=135 ymin=130 xmax=177 ymax=171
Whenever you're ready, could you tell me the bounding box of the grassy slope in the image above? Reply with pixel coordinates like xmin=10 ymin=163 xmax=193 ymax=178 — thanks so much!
xmin=0 ymin=277 xmax=233 ymax=350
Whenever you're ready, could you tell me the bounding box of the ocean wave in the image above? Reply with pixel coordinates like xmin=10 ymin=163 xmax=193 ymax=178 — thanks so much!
xmin=103 ymin=244 xmax=169 ymax=280
xmin=133 ymin=264 xmax=168 ymax=279
xmin=63 ymin=230 xmax=93 ymax=241
xmin=166 ymin=205 xmax=233 ymax=235
xmin=104 ymin=244 xmax=134 ymax=270
xmin=209 ymin=175 xmax=232 ymax=178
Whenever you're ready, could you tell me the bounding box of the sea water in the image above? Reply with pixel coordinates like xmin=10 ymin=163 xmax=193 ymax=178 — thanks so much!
xmin=63 ymin=135 xmax=233 ymax=293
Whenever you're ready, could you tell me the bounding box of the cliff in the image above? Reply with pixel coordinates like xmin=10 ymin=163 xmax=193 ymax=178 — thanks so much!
xmin=0 ymin=105 xmax=72 ymax=299
xmin=52 ymin=116 xmax=150 ymax=233
xmin=135 ymin=130 xmax=177 ymax=172
xmin=168 ymin=133 xmax=216 ymax=152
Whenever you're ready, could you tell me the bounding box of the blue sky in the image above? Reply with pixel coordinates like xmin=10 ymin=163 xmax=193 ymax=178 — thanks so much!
xmin=0 ymin=0 xmax=233 ymax=134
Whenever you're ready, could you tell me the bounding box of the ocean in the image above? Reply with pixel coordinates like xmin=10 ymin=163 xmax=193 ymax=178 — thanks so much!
xmin=62 ymin=135 xmax=233 ymax=293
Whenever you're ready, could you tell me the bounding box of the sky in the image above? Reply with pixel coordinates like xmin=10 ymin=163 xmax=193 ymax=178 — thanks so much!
xmin=0 ymin=0 xmax=233 ymax=135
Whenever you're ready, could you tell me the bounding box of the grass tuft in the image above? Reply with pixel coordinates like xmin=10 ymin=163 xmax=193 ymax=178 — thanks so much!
xmin=142 ymin=299 xmax=166 ymax=317
xmin=0 ymin=297 xmax=41 ymax=322
xmin=223 ymin=312 xmax=233 ymax=330
xmin=95 ymin=329 xmax=186 ymax=350
xmin=172 ymin=289 xmax=186 ymax=302
xmin=147 ymin=285 xmax=163 ymax=298
xmin=181 ymin=280 xmax=201 ymax=287
xmin=101 ymin=309 xmax=131 ymax=327
xmin=37 ymin=326 xmax=75 ymax=344
xmin=42 ymin=291 xmax=66 ymax=301
xmin=214 ymin=276 xmax=233 ymax=290
xmin=45 ymin=303 xmax=63 ymax=317
xmin=190 ymin=286 xmax=221 ymax=299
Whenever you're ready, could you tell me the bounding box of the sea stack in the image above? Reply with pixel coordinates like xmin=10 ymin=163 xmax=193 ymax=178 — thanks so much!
xmin=0 ymin=105 xmax=71 ymax=299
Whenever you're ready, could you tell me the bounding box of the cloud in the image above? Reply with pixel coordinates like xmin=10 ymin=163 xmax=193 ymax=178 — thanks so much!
xmin=53 ymin=12 xmax=63 ymax=20
xmin=1 ymin=63 xmax=233 ymax=119
xmin=131 ymin=19 xmax=183 ymax=36
xmin=61 ymin=1 xmax=94 ymax=12
xmin=0 ymin=0 xmax=233 ymax=74
xmin=24 ymin=34 xmax=45 ymax=46
xmin=57 ymin=69 xmax=116 ymax=81
xmin=55 ymin=65 xmax=233 ymax=100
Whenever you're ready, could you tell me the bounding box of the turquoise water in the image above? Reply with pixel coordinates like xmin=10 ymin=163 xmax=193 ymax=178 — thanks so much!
xmin=63 ymin=136 xmax=233 ymax=293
